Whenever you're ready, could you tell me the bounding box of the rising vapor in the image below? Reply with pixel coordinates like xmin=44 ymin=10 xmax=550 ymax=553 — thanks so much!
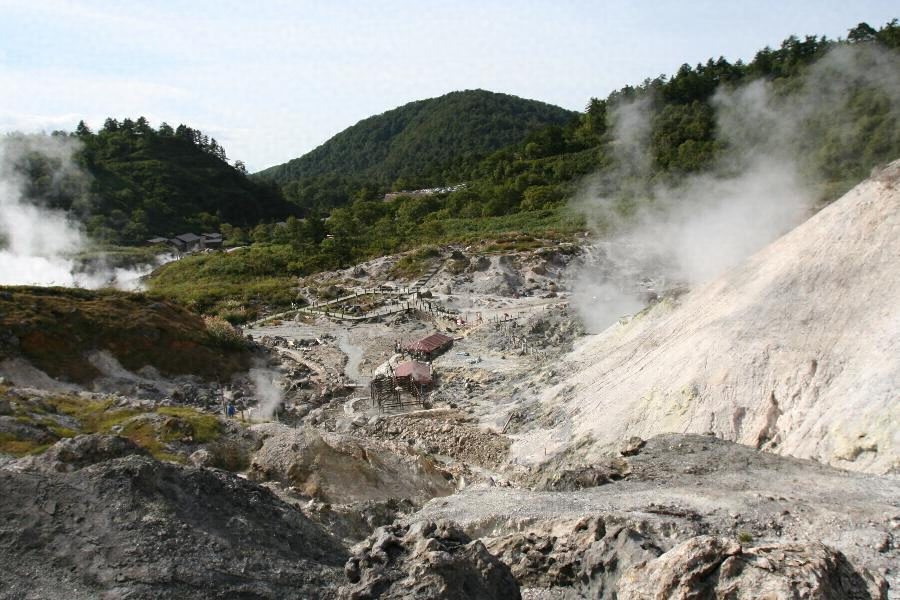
xmin=0 ymin=134 xmax=156 ymax=289
xmin=570 ymin=43 xmax=899 ymax=333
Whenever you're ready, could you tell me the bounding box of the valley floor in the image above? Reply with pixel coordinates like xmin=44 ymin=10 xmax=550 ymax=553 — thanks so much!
xmin=1 ymin=234 xmax=897 ymax=599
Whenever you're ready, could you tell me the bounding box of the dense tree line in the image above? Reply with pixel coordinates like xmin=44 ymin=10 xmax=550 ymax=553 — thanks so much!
xmin=256 ymin=90 xmax=577 ymax=205
xmin=13 ymin=19 xmax=899 ymax=291
xmin=235 ymin=19 xmax=900 ymax=266
xmin=10 ymin=119 xmax=292 ymax=244
xmin=255 ymin=20 xmax=899 ymax=235
xmin=150 ymin=20 xmax=900 ymax=316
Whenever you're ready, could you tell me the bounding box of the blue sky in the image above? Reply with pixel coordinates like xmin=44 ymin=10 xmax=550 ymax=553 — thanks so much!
xmin=0 ymin=1 xmax=896 ymax=171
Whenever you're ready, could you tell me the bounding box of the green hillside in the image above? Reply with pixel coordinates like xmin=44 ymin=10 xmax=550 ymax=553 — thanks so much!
xmin=11 ymin=119 xmax=294 ymax=244
xmin=150 ymin=20 xmax=900 ymax=319
xmin=256 ymin=89 xmax=578 ymax=206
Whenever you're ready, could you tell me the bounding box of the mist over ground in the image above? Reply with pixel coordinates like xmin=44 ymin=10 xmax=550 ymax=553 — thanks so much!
xmin=249 ymin=366 xmax=285 ymax=421
xmin=570 ymin=44 xmax=900 ymax=333
xmin=0 ymin=135 xmax=155 ymax=289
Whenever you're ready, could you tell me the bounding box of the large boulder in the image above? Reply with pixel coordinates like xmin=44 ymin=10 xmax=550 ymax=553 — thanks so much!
xmin=341 ymin=520 xmax=520 ymax=600
xmin=617 ymin=535 xmax=886 ymax=600
xmin=7 ymin=433 xmax=146 ymax=473
xmin=249 ymin=425 xmax=455 ymax=504
xmin=0 ymin=455 xmax=347 ymax=599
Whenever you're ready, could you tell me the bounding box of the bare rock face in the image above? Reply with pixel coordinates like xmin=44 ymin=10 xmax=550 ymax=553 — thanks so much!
xmin=617 ymin=535 xmax=886 ymax=600
xmin=341 ymin=520 xmax=521 ymax=600
xmin=413 ymin=435 xmax=900 ymax=594
xmin=0 ymin=455 xmax=347 ymax=599
xmin=535 ymin=458 xmax=630 ymax=491
xmin=487 ymin=517 xmax=662 ymax=595
xmin=522 ymin=159 xmax=900 ymax=474
xmin=249 ymin=424 xmax=455 ymax=504
xmin=6 ymin=433 xmax=147 ymax=473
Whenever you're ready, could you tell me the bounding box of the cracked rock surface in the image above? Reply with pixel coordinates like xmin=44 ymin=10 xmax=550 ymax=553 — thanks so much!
xmin=341 ymin=519 xmax=521 ymax=600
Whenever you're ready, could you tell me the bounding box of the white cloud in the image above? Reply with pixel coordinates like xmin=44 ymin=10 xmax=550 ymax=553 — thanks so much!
xmin=1 ymin=1 xmax=898 ymax=170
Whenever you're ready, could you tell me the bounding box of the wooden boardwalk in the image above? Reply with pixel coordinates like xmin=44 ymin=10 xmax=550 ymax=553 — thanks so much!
xmin=248 ymin=260 xmax=448 ymax=326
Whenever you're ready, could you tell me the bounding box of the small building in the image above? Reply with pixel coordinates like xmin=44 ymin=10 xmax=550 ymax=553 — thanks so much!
xmin=202 ymin=232 xmax=224 ymax=248
xmin=370 ymin=360 xmax=433 ymax=411
xmin=171 ymin=233 xmax=203 ymax=252
xmin=405 ymin=332 xmax=453 ymax=360
xmin=394 ymin=360 xmax=432 ymax=386
xmin=146 ymin=236 xmax=169 ymax=246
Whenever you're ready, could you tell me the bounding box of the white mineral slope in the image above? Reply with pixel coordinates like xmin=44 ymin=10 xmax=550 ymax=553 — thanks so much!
xmin=515 ymin=160 xmax=900 ymax=474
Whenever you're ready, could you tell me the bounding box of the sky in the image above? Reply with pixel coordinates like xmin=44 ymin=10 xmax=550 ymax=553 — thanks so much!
xmin=0 ymin=1 xmax=896 ymax=171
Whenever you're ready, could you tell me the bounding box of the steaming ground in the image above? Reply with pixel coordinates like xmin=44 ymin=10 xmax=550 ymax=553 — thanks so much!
xmin=2 ymin=169 xmax=899 ymax=596
xmin=520 ymin=159 xmax=900 ymax=475
xmin=571 ymin=42 xmax=900 ymax=333
xmin=0 ymin=135 xmax=156 ymax=289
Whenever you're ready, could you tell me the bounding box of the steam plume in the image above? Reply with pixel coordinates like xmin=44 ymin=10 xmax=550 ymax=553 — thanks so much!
xmin=571 ymin=44 xmax=900 ymax=333
xmin=0 ymin=134 xmax=155 ymax=289
xmin=249 ymin=367 xmax=284 ymax=421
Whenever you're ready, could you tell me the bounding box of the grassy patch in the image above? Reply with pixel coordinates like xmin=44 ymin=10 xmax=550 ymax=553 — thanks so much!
xmin=0 ymin=434 xmax=51 ymax=456
xmin=157 ymin=407 xmax=222 ymax=443
xmin=1 ymin=389 xmax=226 ymax=463
xmin=433 ymin=209 xmax=585 ymax=246
xmin=143 ymin=208 xmax=586 ymax=316
xmin=43 ymin=396 xmax=140 ymax=432
xmin=389 ymin=246 xmax=440 ymax=280
xmin=0 ymin=286 xmax=251 ymax=384
xmin=481 ymin=233 xmax=545 ymax=253
xmin=147 ymin=245 xmax=303 ymax=314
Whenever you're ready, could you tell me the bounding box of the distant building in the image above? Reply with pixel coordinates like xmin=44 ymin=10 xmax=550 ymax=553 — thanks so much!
xmin=201 ymin=232 xmax=224 ymax=248
xmin=405 ymin=332 xmax=453 ymax=360
xmin=170 ymin=233 xmax=203 ymax=252
xmin=394 ymin=360 xmax=433 ymax=386
xmin=382 ymin=183 xmax=466 ymax=203
xmin=146 ymin=236 xmax=169 ymax=246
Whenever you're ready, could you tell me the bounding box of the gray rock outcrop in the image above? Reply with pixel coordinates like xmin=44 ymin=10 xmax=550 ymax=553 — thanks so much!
xmin=249 ymin=424 xmax=455 ymax=504
xmin=617 ymin=535 xmax=886 ymax=600
xmin=341 ymin=520 xmax=521 ymax=599
xmin=520 ymin=160 xmax=900 ymax=474
xmin=412 ymin=434 xmax=900 ymax=595
xmin=487 ymin=517 xmax=662 ymax=595
xmin=7 ymin=433 xmax=146 ymax=473
xmin=0 ymin=455 xmax=347 ymax=599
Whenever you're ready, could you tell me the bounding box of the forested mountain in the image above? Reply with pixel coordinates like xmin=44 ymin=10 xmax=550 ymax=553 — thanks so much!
xmin=8 ymin=119 xmax=293 ymax=243
xmin=256 ymin=90 xmax=577 ymax=209
xmin=150 ymin=20 xmax=900 ymax=317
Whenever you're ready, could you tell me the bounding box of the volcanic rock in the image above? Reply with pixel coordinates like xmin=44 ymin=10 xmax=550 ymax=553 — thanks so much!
xmin=617 ymin=535 xmax=886 ymax=599
xmin=0 ymin=455 xmax=346 ymax=599
xmin=340 ymin=520 xmax=521 ymax=599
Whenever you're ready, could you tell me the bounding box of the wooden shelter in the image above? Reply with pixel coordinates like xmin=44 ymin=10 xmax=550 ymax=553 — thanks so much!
xmin=405 ymin=332 xmax=453 ymax=360
xmin=369 ymin=360 xmax=432 ymax=412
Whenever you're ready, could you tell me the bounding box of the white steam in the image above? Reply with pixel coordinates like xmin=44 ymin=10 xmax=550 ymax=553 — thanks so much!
xmin=572 ymin=44 xmax=899 ymax=333
xmin=0 ymin=134 xmax=156 ymax=289
xmin=249 ymin=367 xmax=284 ymax=421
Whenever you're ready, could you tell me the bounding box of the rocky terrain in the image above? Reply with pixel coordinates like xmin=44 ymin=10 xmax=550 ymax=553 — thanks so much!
xmin=513 ymin=161 xmax=900 ymax=475
xmin=414 ymin=433 xmax=898 ymax=598
xmin=1 ymin=163 xmax=898 ymax=598
xmin=0 ymin=451 xmax=348 ymax=599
